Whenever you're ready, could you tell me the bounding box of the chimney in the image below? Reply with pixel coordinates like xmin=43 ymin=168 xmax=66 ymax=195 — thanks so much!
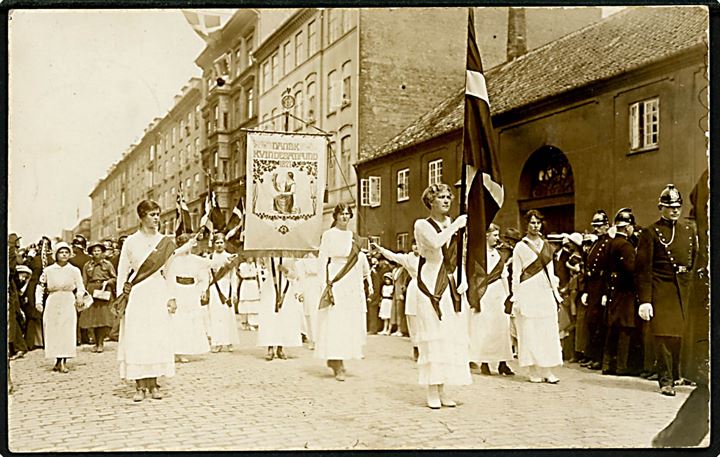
xmin=507 ymin=7 xmax=527 ymax=61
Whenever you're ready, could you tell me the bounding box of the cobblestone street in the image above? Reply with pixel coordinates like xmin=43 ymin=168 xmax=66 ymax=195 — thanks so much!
xmin=7 ymin=319 xmax=691 ymax=451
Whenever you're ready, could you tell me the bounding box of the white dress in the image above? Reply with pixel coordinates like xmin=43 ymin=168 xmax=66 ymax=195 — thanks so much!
xmin=238 ymin=261 xmax=261 ymax=315
xmin=378 ymin=249 xmax=420 ymax=344
xmin=166 ymin=253 xmax=211 ymax=355
xmin=512 ymin=237 xmax=563 ymax=368
xmin=207 ymin=251 xmax=241 ymax=346
xmin=295 ymin=257 xmax=322 ymax=343
xmin=116 ymin=232 xmax=175 ymax=380
xmin=256 ymin=258 xmax=303 ymax=347
xmin=414 ymin=218 xmax=472 ymax=386
xmin=314 ymin=227 xmax=366 ymax=361
xmin=38 ymin=263 xmax=84 ymax=359
xmin=379 ymin=284 xmax=394 ymax=319
xmin=468 ymin=247 xmax=514 ymax=364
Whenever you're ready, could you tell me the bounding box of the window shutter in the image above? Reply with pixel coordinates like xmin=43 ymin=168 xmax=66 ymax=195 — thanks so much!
xmin=629 ymin=103 xmax=640 ymax=150
xmin=360 ymin=178 xmax=370 ymax=206
xmin=369 ymin=176 xmax=381 ymax=207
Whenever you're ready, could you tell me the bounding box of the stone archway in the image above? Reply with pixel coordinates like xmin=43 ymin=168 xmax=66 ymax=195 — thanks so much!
xmin=517 ymin=145 xmax=575 ymax=234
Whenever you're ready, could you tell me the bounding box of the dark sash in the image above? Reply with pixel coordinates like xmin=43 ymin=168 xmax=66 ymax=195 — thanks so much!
xmin=271 ymin=258 xmax=291 ymax=312
xmin=111 ymin=236 xmax=176 ymax=317
xmin=471 ymin=249 xmax=510 ymax=310
xmin=210 ymin=268 xmax=232 ymax=307
xmin=209 ymin=254 xmax=242 ymax=287
xmin=519 ymin=239 xmax=555 ymax=284
xmin=416 ymin=218 xmax=461 ymax=319
xmin=319 ymin=234 xmax=361 ymax=309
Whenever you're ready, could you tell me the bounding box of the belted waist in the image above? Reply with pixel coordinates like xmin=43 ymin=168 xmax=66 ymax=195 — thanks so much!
xmin=240 ymin=276 xmax=258 ymax=280
xmin=176 ymin=276 xmax=196 ymax=285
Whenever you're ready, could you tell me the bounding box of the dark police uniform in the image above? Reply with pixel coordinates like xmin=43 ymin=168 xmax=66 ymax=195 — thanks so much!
xmin=583 ymin=232 xmax=611 ymax=365
xmin=635 ymin=217 xmax=697 ymax=389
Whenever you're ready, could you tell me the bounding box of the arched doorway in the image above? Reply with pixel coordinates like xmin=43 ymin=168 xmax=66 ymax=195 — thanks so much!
xmin=518 ymin=146 xmax=575 ymax=235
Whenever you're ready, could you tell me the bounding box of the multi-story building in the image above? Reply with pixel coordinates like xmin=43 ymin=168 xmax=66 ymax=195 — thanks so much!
xmin=89 ymin=78 xmax=206 ymax=240
xmin=252 ymin=7 xmax=478 ymax=229
xmin=356 ymin=7 xmax=709 ymax=250
xmin=194 ymin=9 xmax=296 ymax=219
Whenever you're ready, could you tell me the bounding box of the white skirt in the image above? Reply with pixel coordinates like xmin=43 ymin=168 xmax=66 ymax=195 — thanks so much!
xmin=239 ymin=278 xmax=260 ymax=314
xmin=469 ymin=298 xmax=514 ymax=364
xmin=257 ymin=295 xmax=303 ymax=347
xmin=208 ymin=298 xmax=240 ymax=346
xmin=515 ymin=314 xmax=563 ymax=368
xmin=43 ymin=291 xmax=77 ymax=359
xmin=379 ymin=298 xmax=393 ymax=320
xmin=171 ymin=288 xmax=210 ymax=355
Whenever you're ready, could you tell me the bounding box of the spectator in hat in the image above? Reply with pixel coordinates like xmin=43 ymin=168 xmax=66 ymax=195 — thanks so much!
xmin=35 ymin=242 xmax=86 ymax=373
xmin=636 ymin=184 xmax=697 ymax=396
xmin=25 ymin=237 xmax=54 ymax=350
xmin=378 ymin=272 xmax=394 ymax=335
xmin=80 ymin=241 xmax=117 ymax=353
xmin=69 ymin=235 xmax=92 ymax=346
xmin=602 ymin=209 xmax=638 ymax=376
xmin=8 ymin=234 xmax=28 ymax=359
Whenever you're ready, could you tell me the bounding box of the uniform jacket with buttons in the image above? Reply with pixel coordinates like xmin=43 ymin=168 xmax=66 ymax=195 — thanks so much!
xmin=583 ymin=233 xmax=612 ymax=307
xmin=635 ymin=217 xmax=697 ymax=337
xmin=606 ymin=233 xmax=636 ymax=328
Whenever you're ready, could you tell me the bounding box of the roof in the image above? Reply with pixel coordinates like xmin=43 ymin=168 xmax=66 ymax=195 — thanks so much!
xmin=362 ymin=6 xmax=708 ymax=164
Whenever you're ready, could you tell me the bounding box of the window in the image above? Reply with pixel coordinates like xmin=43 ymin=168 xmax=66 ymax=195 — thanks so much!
xmin=194 ymin=105 xmax=200 ymax=129
xmin=396 ymin=232 xmax=409 ymax=252
xmin=172 ymin=127 xmax=177 ymax=145
xmin=186 ymin=112 xmax=192 ymax=133
xmin=327 ymin=141 xmax=336 ymax=188
xmin=262 ymin=61 xmax=271 ymax=93
xmin=295 ymin=30 xmax=305 ymax=65
xmin=369 ymin=176 xmax=381 ymax=207
xmin=341 ymin=60 xmax=352 ymax=107
xmin=194 ymin=138 xmax=200 ymax=160
xmin=194 ymin=173 xmax=200 ymax=194
xmin=328 ymin=9 xmax=340 ymax=43
xmin=179 ymin=120 xmax=185 ymax=138
xmin=283 ymin=41 xmax=293 ymax=74
xmin=308 ymin=20 xmax=318 ymax=55
xmin=629 ymin=97 xmax=659 ymax=151
xmin=271 ymin=108 xmax=278 ymax=131
xmin=397 ymin=168 xmax=409 ymax=201
xmin=246 ymin=88 xmax=254 ymax=119
xmin=185 ymin=178 xmax=192 ymax=198
xmin=262 ymin=114 xmax=270 ymax=131
xmin=245 ymin=33 xmax=254 ymax=68
xmin=271 ymin=52 xmax=279 ymax=86
xmin=368 ymin=236 xmax=381 ymax=247
xmin=121 ymin=190 xmax=126 ymax=206
xmin=428 ymin=159 xmax=443 ymax=186
xmin=150 ymin=145 xmax=155 ymax=161
xmin=340 ymin=131 xmax=352 ymax=182
xmin=220 ymin=159 xmax=229 ymax=181
xmin=214 ymin=106 xmax=219 ymax=132
xmin=306 ymin=75 xmax=317 ymax=121
xmin=293 ymin=87 xmax=303 ymax=131
xmin=327 ymin=70 xmax=339 ymax=113
xmin=234 ymin=95 xmax=241 ymax=128
xmin=235 ymin=47 xmax=242 ymax=77
xmin=222 ymin=111 xmax=228 ymax=131
xmin=360 ymin=178 xmax=370 ymax=206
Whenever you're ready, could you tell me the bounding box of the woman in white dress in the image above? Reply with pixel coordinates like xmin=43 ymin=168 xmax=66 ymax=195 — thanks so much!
xmin=315 ymin=204 xmax=366 ymax=381
xmin=468 ymin=224 xmax=515 ymax=376
xmin=511 ymin=209 xmax=563 ymax=383
xmin=238 ymin=258 xmax=261 ymax=330
xmin=35 ymin=242 xmax=85 ymax=373
xmin=167 ymin=233 xmax=210 ymax=362
xmin=413 ymin=183 xmax=472 ymax=409
xmin=295 ymin=253 xmax=321 ymax=349
xmin=257 ymin=258 xmax=303 ymax=360
xmin=116 ymin=200 xmax=177 ymax=401
xmin=206 ymin=233 xmax=240 ymax=352
xmin=373 ymin=240 xmax=421 ymax=361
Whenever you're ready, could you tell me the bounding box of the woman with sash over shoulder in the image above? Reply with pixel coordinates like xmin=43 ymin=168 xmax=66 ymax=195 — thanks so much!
xmin=315 ymin=203 xmax=367 ymax=381
xmin=413 ymin=183 xmax=472 ymax=409
xmin=116 ymin=200 xmax=179 ymax=402
xmin=510 ymin=209 xmax=563 ymax=384
xmin=35 ymin=242 xmax=85 ymax=373
xmin=257 ymin=259 xmax=303 ymax=360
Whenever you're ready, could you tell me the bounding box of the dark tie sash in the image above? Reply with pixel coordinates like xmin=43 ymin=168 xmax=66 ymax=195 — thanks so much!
xmin=416 ymin=218 xmax=462 ymax=319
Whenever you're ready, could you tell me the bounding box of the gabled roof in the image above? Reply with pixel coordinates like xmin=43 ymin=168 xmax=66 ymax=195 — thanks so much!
xmin=362 ymin=6 xmax=708 ymax=164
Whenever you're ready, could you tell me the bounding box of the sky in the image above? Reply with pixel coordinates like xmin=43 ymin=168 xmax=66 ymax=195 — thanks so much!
xmin=8 ymin=9 xmax=208 ymax=244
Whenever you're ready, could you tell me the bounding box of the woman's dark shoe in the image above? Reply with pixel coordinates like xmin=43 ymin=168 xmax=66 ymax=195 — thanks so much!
xmin=265 ymin=348 xmax=275 ymax=361
xmin=480 ymin=363 xmax=492 ymax=375
xmin=498 ymin=362 xmax=515 ymax=376
xmin=276 ymin=348 xmax=287 ymax=360
xmin=660 ymin=385 xmax=676 ymax=397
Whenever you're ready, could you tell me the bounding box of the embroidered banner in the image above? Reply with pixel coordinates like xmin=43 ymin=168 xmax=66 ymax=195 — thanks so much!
xmin=245 ymin=132 xmax=326 ymax=254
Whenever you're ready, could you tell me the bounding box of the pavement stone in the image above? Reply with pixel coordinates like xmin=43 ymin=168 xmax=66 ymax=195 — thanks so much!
xmin=6 ymin=317 xmax=699 ymax=451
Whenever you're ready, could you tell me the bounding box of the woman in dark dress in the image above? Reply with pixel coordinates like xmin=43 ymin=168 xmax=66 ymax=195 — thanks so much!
xmin=80 ymin=242 xmax=117 ymax=353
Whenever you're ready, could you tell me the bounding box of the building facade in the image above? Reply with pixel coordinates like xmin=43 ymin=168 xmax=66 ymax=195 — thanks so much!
xmin=356 ymin=7 xmax=709 ymax=251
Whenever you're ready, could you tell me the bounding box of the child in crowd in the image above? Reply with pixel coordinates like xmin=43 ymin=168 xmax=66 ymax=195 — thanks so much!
xmin=378 ymin=273 xmax=394 ymax=335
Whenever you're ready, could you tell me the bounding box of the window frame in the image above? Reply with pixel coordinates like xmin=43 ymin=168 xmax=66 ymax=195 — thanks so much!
xmin=629 ymin=97 xmax=660 ymax=153
xmin=428 ymin=159 xmax=443 ymax=186
xmin=397 ymin=168 xmax=410 ymax=202
xmin=360 ymin=178 xmax=370 ymax=206
xmin=396 ymin=232 xmax=409 ymax=252
xmin=369 ymin=176 xmax=381 ymax=207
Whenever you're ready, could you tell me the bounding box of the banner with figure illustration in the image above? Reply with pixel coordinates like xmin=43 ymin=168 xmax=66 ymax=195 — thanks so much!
xmin=245 ymin=131 xmax=326 ymax=255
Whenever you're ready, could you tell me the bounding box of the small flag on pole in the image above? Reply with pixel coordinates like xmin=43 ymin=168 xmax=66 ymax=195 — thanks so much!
xmin=225 ymin=192 xmax=245 ymax=241
xmin=175 ymin=187 xmax=193 ymax=237
xmin=199 ymin=174 xmax=226 ymax=234
xmin=181 ymin=9 xmax=235 ymax=43
xmin=463 ymin=8 xmax=504 ymax=311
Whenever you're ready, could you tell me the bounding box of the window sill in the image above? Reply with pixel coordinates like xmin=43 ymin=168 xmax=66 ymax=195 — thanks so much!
xmin=397 ymin=197 xmax=409 ymax=203
xmin=326 ymin=109 xmax=337 ymax=118
xmin=341 ymin=101 xmax=351 ymax=110
xmin=627 ymin=145 xmax=659 ymax=155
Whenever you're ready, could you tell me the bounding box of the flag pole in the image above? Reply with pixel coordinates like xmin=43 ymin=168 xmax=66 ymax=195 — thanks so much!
xmin=457 ymin=7 xmax=472 ymax=286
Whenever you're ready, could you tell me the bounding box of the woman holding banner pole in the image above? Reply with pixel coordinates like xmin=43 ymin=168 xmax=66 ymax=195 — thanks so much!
xmin=315 ymin=203 xmax=367 ymax=381
xmin=413 ymin=183 xmax=472 ymax=409
xmin=116 ymin=200 xmax=178 ymax=402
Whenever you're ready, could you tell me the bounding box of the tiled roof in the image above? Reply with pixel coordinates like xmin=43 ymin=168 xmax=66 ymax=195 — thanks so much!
xmin=362 ymin=6 xmax=708 ymax=164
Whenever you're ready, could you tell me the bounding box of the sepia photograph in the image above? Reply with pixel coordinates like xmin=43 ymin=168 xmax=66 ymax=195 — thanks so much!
xmin=6 ymin=4 xmax=712 ymax=452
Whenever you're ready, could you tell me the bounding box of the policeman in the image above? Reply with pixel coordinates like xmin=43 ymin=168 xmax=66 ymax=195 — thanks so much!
xmin=602 ymin=208 xmax=637 ymax=376
xmin=579 ymin=210 xmax=612 ymax=370
xmin=636 ymin=184 xmax=697 ymax=396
